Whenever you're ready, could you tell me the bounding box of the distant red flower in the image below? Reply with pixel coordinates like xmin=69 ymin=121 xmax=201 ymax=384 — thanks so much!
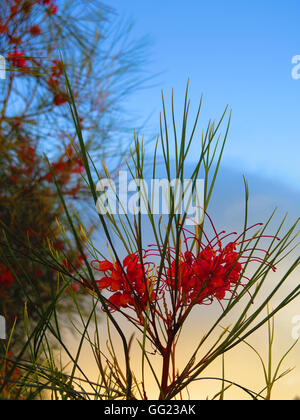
xmin=41 ymin=0 xmax=58 ymax=14
xmin=54 ymin=240 xmax=64 ymax=251
xmin=22 ymin=0 xmax=34 ymax=14
xmin=10 ymin=175 xmax=18 ymax=183
xmin=0 ymin=263 xmax=15 ymax=290
xmin=51 ymin=60 xmax=64 ymax=77
xmin=53 ymin=93 xmax=68 ymax=106
xmin=8 ymin=49 xmax=27 ymax=68
xmin=48 ymin=77 xmax=59 ymax=90
xmin=48 ymin=4 xmax=58 ymax=14
xmin=73 ymin=158 xmax=84 ymax=174
xmin=0 ymin=25 xmax=7 ymax=34
xmin=29 ymin=25 xmax=41 ymax=36
xmin=9 ymin=36 xmax=22 ymax=45
xmin=17 ymin=144 xmax=36 ymax=166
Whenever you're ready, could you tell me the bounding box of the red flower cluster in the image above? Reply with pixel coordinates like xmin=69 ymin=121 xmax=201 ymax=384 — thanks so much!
xmin=17 ymin=143 xmax=36 ymax=171
xmin=0 ymin=263 xmax=15 ymax=290
xmin=90 ymin=243 xmax=243 ymax=311
xmin=90 ymin=218 xmax=278 ymax=317
xmin=42 ymin=0 xmax=58 ymax=14
xmin=9 ymin=0 xmax=58 ymax=16
xmin=29 ymin=25 xmax=41 ymax=36
xmin=9 ymin=141 xmax=37 ymax=182
xmin=43 ymin=144 xmax=84 ymax=185
xmin=8 ymin=49 xmax=27 ymax=68
xmin=53 ymin=94 xmax=68 ymax=106
xmin=8 ymin=140 xmax=83 ymax=198
xmin=2 ymin=0 xmax=58 ymax=45
xmin=167 ymin=242 xmax=242 ymax=305
xmin=92 ymin=254 xmax=156 ymax=312
xmin=3 ymin=0 xmax=59 ymax=85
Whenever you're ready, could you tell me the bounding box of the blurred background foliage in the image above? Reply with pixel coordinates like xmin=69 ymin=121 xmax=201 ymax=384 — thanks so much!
xmin=0 ymin=0 xmax=151 ymax=349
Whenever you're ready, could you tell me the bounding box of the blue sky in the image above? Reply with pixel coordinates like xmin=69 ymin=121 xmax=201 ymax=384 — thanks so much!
xmin=108 ymin=0 xmax=300 ymax=192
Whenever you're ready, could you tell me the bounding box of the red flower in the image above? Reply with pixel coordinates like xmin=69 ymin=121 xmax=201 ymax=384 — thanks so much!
xmin=72 ymin=158 xmax=84 ymax=174
xmin=96 ymin=277 xmax=111 ymax=290
xmin=89 ymin=215 xmax=278 ymax=322
xmin=48 ymin=4 xmax=58 ymax=14
xmin=53 ymin=93 xmax=68 ymax=106
xmin=153 ymin=216 xmax=278 ymax=310
xmin=41 ymin=0 xmax=58 ymax=14
xmin=91 ymin=253 xmax=156 ymax=313
xmin=95 ymin=261 xmax=114 ymax=272
xmin=29 ymin=25 xmax=41 ymax=36
xmin=51 ymin=60 xmax=64 ymax=78
xmin=0 ymin=263 xmax=15 ymax=290
xmin=48 ymin=77 xmax=59 ymax=90
xmin=0 ymin=25 xmax=7 ymax=34
xmin=8 ymin=49 xmax=27 ymax=68
xmin=17 ymin=144 xmax=36 ymax=167
xmin=109 ymin=292 xmax=131 ymax=308
xmin=10 ymin=175 xmax=18 ymax=183
xmin=165 ymin=238 xmax=245 ymax=306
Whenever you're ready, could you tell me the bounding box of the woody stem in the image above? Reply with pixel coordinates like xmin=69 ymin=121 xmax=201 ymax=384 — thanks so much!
xmin=159 ymin=335 xmax=174 ymax=400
